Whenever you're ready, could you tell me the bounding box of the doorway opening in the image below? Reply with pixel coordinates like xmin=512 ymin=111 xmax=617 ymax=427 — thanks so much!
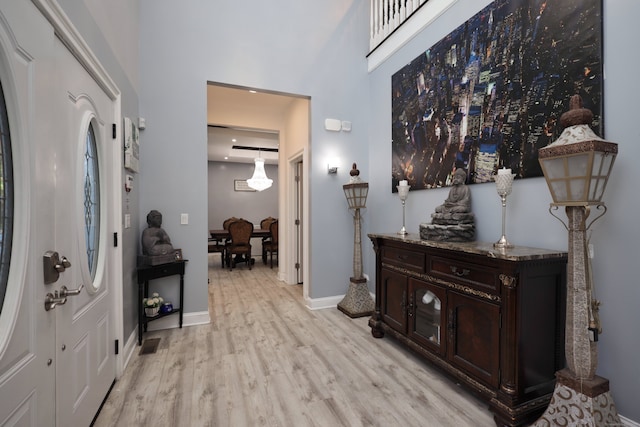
xmin=206 ymin=82 xmax=310 ymax=292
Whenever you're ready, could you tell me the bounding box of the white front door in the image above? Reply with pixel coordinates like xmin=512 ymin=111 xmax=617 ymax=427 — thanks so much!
xmin=51 ymin=35 xmax=117 ymax=427
xmin=0 ymin=2 xmax=120 ymax=425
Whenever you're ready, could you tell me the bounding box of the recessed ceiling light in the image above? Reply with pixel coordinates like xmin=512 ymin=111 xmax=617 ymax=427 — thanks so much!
xmin=224 ymin=156 xmax=228 ymax=160
xmin=232 ymin=138 xmax=237 ymax=142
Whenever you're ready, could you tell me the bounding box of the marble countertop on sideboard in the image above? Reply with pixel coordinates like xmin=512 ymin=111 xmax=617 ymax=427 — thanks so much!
xmin=368 ymin=233 xmax=567 ymax=262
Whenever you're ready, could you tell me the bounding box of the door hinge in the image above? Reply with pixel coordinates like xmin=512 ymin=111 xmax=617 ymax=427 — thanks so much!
xmin=115 ymin=339 xmax=119 ymax=355
xmin=113 ymin=232 xmax=118 ymax=247
xmin=295 ymin=262 xmax=300 ymax=270
xmin=112 ymin=123 xmax=116 ymax=139
xmin=295 ymin=219 xmax=300 ymax=226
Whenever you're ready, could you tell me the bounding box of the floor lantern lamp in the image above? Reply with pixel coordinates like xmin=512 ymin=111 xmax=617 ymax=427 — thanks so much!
xmin=534 ymin=95 xmax=620 ymax=426
xmin=338 ymin=163 xmax=375 ymax=318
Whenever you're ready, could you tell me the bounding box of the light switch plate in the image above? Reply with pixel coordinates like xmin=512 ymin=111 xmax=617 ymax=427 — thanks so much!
xmin=180 ymin=213 xmax=189 ymax=225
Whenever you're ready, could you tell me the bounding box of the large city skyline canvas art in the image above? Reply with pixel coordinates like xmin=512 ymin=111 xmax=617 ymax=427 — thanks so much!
xmin=391 ymin=0 xmax=603 ymax=192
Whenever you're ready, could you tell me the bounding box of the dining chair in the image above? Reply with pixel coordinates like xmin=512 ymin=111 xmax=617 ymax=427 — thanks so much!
xmin=226 ymin=218 xmax=254 ymax=270
xmin=263 ymin=220 xmax=278 ymax=269
xmin=208 ymin=237 xmax=225 ymax=267
xmin=223 ymin=217 xmax=239 ymax=230
xmin=219 ymin=217 xmax=239 ymax=267
xmin=260 ymin=216 xmax=276 ymax=264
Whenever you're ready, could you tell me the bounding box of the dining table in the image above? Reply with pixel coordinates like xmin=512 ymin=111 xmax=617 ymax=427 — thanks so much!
xmin=209 ymin=228 xmax=271 ymax=240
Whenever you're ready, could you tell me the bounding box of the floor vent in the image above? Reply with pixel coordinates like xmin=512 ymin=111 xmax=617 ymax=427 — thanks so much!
xmin=139 ymin=338 xmax=160 ymax=355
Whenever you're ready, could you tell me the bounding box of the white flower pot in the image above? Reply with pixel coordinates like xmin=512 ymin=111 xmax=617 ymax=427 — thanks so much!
xmin=145 ymin=306 xmax=159 ymax=317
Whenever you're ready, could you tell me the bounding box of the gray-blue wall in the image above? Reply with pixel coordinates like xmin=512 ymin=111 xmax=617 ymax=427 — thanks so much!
xmin=139 ymin=0 xmax=370 ymax=306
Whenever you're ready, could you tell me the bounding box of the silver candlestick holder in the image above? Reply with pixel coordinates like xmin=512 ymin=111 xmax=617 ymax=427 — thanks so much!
xmin=494 ymin=169 xmax=515 ymax=248
xmin=397 ymin=180 xmax=410 ymax=235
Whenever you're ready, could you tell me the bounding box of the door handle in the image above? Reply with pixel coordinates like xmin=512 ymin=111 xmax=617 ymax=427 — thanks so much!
xmin=44 ymin=293 xmax=67 ymax=311
xmin=44 ymin=283 xmax=83 ymax=311
xmin=59 ymin=284 xmax=84 ymax=298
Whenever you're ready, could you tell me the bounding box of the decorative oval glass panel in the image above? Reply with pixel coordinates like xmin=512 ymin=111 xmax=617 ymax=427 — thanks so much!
xmin=0 ymin=81 xmax=14 ymax=312
xmin=83 ymin=123 xmax=100 ymax=279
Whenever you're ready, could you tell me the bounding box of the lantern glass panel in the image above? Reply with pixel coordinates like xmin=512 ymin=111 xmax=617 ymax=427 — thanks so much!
xmin=343 ymin=184 xmax=368 ymax=209
xmin=550 ymin=181 xmax=568 ymax=201
xmin=542 ymin=157 xmax=566 ymax=179
xmin=589 ymin=177 xmax=603 ymax=201
xmin=568 ymin=153 xmax=589 ymax=178
xmin=569 ymin=178 xmax=586 ymax=201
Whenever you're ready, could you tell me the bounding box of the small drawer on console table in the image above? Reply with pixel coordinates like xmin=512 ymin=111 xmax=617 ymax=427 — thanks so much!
xmin=381 ymin=245 xmax=425 ymax=273
xmin=428 ymin=256 xmax=499 ymax=294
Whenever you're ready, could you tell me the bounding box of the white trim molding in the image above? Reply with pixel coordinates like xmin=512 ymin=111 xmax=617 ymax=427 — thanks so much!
xmin=31 ymin=0 xmax=119 ymax=100
xmin=144 ymin=311 xmax=211 ymax=332
xmin=368 ymin=0 xmax=458 ymax=72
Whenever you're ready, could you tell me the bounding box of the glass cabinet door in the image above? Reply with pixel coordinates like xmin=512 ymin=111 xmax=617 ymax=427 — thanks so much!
xmin=408 ymin=278 xmax=446 ymax=356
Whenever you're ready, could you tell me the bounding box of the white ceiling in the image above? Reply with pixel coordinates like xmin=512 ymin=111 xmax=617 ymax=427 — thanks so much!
xmin=207 ymin=84 xmax=297 ymax=165
xmin=207 ymin=125 xmax=279 ymax=164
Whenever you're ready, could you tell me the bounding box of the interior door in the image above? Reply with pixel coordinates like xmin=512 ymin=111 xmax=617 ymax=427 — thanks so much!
xmin=52 ymin=36 xmax=117 ymax=427
xmin=295 ymin=160 xmax=303 ymax=284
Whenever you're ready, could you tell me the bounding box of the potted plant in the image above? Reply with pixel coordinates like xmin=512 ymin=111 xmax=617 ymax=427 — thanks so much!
xmin=143 ymin=292 xmax=164 ymax=317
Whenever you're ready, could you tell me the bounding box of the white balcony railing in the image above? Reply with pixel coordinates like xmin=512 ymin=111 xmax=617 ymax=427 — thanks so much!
xmin=368 ymin=0 xmax=458 ymax=72
xmin=369 ymin=0 xmax=428 ymax=51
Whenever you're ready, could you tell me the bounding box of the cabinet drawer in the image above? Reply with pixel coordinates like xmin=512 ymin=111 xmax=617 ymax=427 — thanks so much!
xmin=381 ymin=246 xmax=425 ymax=273
xmin=429 ymin=256 xmax=498 ymax=294
xmin=138 ymin=261 xmax=185 ymax=282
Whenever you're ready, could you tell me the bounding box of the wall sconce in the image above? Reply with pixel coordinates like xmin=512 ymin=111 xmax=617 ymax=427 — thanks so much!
xmin=328 ymin=159 xmax=339 ymax=174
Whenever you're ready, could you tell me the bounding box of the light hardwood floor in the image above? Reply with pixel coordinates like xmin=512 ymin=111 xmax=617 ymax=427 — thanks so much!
xmin=93 ymin=254 xmax=494 ymax=426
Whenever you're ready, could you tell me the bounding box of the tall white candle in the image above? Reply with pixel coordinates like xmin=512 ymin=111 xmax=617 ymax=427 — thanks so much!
xmin=498 ymin=167 xmax=512 ymax=176
xmin=399 ymin=180 xmax=408 ymax=186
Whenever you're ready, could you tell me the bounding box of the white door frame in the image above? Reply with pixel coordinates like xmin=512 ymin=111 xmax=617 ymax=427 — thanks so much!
xmin=286 ymin=149 xmax=309 ymax=298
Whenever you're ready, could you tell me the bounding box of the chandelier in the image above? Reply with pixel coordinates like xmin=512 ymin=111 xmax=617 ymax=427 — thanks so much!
xmin=246 ymin=157 xmax=272 ymax=191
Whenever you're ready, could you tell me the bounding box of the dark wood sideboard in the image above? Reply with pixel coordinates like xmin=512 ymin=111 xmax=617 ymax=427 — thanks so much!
xmin=368 ymin=234 xmax=567 ymax=427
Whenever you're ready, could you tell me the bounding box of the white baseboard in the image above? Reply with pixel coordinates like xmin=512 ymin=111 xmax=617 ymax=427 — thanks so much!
xmin=305 ymin=294 xmax=344 ymax=310
xmin=622 ymin=415 xmax=640 ymax=427
xmin=119 ymin=329 xmax=138 ymax=376
xmin=145 ymin=310 xmax=210 ymax=332
xmin=305 ymin=292 xmax=376 ymax=311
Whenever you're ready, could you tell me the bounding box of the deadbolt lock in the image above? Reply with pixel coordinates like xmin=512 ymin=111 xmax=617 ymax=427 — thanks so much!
xmin=43 ymin=251 xmax=71 ymax=284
